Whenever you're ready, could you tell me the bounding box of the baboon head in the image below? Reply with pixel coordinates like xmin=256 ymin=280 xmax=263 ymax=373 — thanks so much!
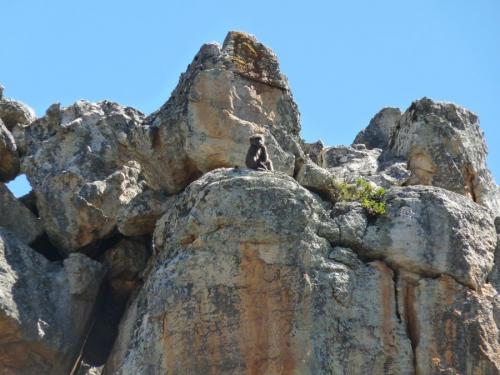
xmin=249 ymin=135 xmax=264 ymax=147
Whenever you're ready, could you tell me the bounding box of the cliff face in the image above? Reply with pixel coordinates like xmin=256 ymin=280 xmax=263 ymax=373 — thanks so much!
xmin=0 ymin=32 xmax=499 ymax=375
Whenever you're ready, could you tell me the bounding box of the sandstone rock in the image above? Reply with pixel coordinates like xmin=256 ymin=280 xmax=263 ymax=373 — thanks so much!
xmin=320 ymin=144 xmax=410 ymax=188
xmin=353 ymin=107 xmax=401 ymax=150
xmin=22 ymin=101 xmax=145 ymax=253
xmin=389 ymin=98 xmax=500 ymax=212
xmin=132 ymin=31 xmax=303 ymax=193
xmin=0 ymin=229 xmax=105 ymax=375
xmin=104 ymin=169 xmax=412 ymax=375
xmin=117 ymin=190 xmax=172 ymax=237
xmin=0 ymin=183 xmax=43 ymax=245
xmin=0 ymin=118 xmax=19 ymax=182
xmin=398 ymin=275 xmax=500 ymax=374
xmin=363 ymin=186 xmax=497 ymax=290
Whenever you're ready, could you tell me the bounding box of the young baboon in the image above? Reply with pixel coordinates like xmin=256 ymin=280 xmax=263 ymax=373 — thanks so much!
xmin=245 ymin=135 xmax=274 ymax=171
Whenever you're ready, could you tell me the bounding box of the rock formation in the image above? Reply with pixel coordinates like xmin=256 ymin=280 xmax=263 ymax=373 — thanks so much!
xmin=0 ymin=31 xmax=499 ymax=375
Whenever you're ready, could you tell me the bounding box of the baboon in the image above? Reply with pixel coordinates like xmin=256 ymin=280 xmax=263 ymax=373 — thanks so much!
xmin=245 ymin=135 xmax=274 ymax=171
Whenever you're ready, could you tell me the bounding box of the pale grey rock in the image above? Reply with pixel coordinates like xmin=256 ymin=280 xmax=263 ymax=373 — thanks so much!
xmin=398 ymin=275 xmax=500 ymax=374
xmin=0 ymin=97 xmax=36 ymax=130
xmin=363 ymin=186 xmax=497 ymax=290
xmin=390 ymin=97 xmax=500 ymax=212
xmin=22 ymin=101 xmax=145 ymax=253
xmin=353 ymin=107 xmax=401 ymax=150
xmin=0 ymin=118 xmax=19 ymax=182
xmin=295 ymin=156 xmax=336 ymax=201
xmin=131 ymin=31 xmax=303 ymax=194
xmin=117 ymin=190 xmax=172 ymax=237
xmin=333 ymin=202 xmax=368 ymax=248
xmin=328 ymin=246 xmax=363 ymax=269
xmin=0 ymin=183 xmax=43 ymax=245
xmin=301 ymin=139 xmax=324 ymax=164
xmin=0 ymin=229 xmax=105 ymax=375
xmin=104 ymin=169 xmax=412 ymax=375
xmin=488 ymin=234 xmax=500 ymax=291
xmin=320 ymin=145 xmax=410 ymax=188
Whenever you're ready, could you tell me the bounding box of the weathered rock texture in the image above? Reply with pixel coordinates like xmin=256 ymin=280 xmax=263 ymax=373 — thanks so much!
xmin=353 ymin=107 xmax=401 ymax=150
xmin=22 ymin=101 xmax=145 ymax=253
xmin=389 ymin=98 xmax=500 ymax=212
xmin=363 ymin=186 xmax=497 ymax=290
xmin=0 ymin=118 xmax=20 ymax=182
xmin=0 ymin=183 xmax=43 ymax=245
xmin=104 ymin=169 xmax=413 ymax=375
xmin=0 ymin=229 xmax=104 ymax=375
xmin=132 ymin=31 xmax=303 ymax=193
xmin=1 ymin=32 xmax=499 ymax=375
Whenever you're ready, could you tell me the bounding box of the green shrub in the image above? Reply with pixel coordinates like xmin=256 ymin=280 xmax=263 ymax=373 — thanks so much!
xmin=333 ymin=178 xmax=386 ymax=215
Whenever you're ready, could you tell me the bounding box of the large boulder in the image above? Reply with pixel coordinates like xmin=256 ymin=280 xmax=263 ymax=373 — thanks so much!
xmin=0 ymin=118 xmax=19 ymax=182
xmin=0 ymin=183 xmax=43 ymax=245
xmin=116 ymin=190 xmax=172 ymax=237
xmin=103 ymin=169 xmax=412 ymax=375
xmin=22 ymin=101 xmax=145 ymax=253
xmin=131 ymin=31 xmax=303 ymax=193
xmin=0 ymin=229 xmax=105 ymax=375
xmin=398 ymin=275 xmax=500 ymax=374
xmin=389 ymin=98 xmax=500 ymax=212
xmin=0 ymin=95 xmax=36 ymax=130
xmin=362 ymin=186 xmax=497 ymax=290
xmin=353 ymin=107 xmax=401 ymax=150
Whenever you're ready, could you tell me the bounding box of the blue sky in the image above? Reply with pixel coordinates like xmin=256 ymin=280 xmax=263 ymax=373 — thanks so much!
xmin=2 ymin=0 xmax=499 ymax=196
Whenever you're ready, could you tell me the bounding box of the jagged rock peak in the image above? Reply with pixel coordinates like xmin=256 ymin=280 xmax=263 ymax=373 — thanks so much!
xmin=136 ymin=31 xmax=303 ymax=193
xmin=389 ymin=97 xmax=500 ymax=212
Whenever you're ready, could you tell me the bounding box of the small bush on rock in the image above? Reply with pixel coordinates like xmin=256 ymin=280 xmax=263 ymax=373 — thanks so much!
xmin=334 ymin=178 xmax=386 ymax=215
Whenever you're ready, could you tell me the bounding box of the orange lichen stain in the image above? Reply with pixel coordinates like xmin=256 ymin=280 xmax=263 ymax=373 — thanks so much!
xmin=237 ymin=243 xmax=297 ymax=375
xmin=162 ymin=288 xmax=236 ymax=375
xmin=371 ymin=262 xmax=398 ymax=356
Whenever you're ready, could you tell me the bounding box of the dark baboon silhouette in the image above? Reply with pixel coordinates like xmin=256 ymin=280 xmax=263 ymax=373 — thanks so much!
xmin=245 ymin=135 xmax=274 ymax=171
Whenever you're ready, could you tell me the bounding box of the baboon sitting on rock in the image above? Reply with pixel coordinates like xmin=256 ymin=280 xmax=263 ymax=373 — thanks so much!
xmin=245 ymin=135 xmax=274 ymax=171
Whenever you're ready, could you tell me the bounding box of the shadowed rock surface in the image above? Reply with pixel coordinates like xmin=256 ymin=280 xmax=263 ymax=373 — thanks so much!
xmin=0 ymin=229 xmax=104 ymax=374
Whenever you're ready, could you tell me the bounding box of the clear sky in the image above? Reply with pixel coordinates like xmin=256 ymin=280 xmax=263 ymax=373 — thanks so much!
xmin=2 ymin=0 xmax=499 ymax=196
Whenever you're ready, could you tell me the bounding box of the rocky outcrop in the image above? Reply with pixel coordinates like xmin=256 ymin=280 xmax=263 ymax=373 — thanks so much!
xmin=353 ymin=107 xmax=401 ymax=150
xmin=22 ymin=101 xmax=145 ymax=253
xmin=320 ymin=144 xmax=410 ymax=188
xmin=0 ymin=92 xmax=36 ymax=131
xmin=362 ymin=186 xmax=497 ymax=290
xmin=0 ymin=229 xmax=104 ymax=375
xmin=389 ymin=98 xmax=500 ymax=212
xmin=0 ymin=183 xmax=43 ymax=245
xmin=104 ymin=169 xmax=413 ymax=375
xmin=0 ymin=118 xmax=20 ymax=182
xmin=131 ymin=31 xmax=303 ymax=194
xmin=1 ymin=32 xmax=499 ymax=375
xmin=301 ymin=139 xmax=324 ymax=164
